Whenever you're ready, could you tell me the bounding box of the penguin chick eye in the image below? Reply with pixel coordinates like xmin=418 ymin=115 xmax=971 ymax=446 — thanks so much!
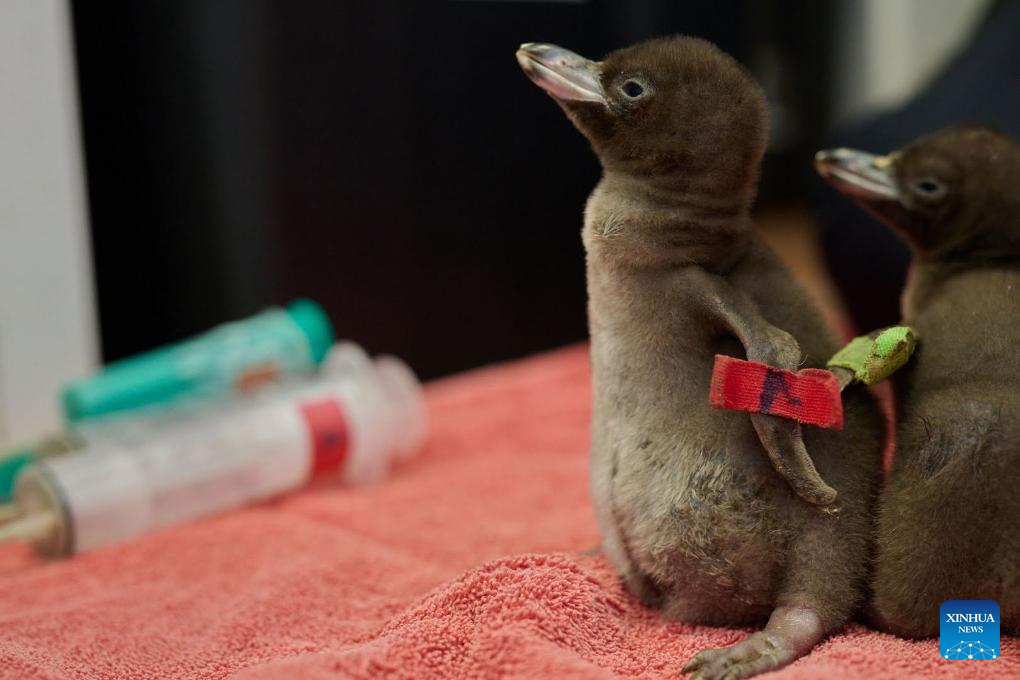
xmin=621 ymin=80 xmax=646 ymax=99
xmin=910 ymin=177 xmax=948 ymax=201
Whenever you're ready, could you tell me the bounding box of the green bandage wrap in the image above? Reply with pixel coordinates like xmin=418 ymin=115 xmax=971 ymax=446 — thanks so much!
xmin=827 ymin=326 xmax=917 ymax=386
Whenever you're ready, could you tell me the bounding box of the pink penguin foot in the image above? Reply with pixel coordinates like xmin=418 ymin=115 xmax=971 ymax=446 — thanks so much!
xmin=682 ymin=606 xmax=825 ymax=680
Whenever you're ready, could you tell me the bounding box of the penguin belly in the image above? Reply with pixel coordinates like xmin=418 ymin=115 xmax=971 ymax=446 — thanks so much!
xmin=591 ymin=383 xmax=792 ymax=627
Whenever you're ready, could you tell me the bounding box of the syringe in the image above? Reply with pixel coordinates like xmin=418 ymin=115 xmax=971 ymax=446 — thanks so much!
xmin=0 ymin=342 xmax=387 ymax=503
xmin=0 ymin=347 xmax=425 ymax=557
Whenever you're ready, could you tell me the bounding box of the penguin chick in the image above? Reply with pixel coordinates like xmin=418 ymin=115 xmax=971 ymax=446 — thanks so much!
xmin=817 ymin=127 xmax=1020 ymax=637
xmin=518 ymin=37 xmax=883 ymax=679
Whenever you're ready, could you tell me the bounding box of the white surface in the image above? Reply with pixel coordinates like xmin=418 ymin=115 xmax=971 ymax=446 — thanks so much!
xmin=0 ymin=0 xmax=98 ymax=443
xmin=834 ymin=0 xmax=993 ymax=124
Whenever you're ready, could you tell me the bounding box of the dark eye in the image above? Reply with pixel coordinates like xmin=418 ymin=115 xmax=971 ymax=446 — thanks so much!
xmin=911 ymin=177 xmax=947 ymax=200
xmin=622 ymin=80 xmax=645 ymax=98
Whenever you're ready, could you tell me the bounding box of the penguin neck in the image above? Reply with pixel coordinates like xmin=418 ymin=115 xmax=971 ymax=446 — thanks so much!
xmin=904 ymin=255 xmax=1020 ymax=322
xmin=583 ymin=169 xmax=754 ymax=273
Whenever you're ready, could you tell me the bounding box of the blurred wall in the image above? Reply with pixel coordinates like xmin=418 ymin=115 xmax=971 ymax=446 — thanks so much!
xmin=75 ymin=0 xmax=836 ymax=381
xmin=833 ymin=0 xmax=992 ymax=124
xmin=0 ymin=0 xmax=96 ymax=443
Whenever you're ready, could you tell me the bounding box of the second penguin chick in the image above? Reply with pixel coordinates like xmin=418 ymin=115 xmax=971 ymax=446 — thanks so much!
xmin=518 ymin=37 xmax=883 ymax=679
xmin=817 ymin=126 xmax=1020 ymax=637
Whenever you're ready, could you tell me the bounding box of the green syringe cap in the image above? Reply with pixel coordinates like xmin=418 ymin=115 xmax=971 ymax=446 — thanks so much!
xmin=286 ymin=298 xmax=335 ymax=366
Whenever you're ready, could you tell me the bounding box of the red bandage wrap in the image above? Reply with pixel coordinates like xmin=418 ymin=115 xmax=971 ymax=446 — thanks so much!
xmin=709 ymin=355 xmax=843 ymax=430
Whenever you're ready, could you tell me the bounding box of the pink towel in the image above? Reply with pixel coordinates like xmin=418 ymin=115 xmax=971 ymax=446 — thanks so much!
xmin=0 ymin=346 xmax=1014 ymax=678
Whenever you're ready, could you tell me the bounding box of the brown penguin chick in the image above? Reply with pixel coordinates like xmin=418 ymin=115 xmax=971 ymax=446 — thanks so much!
xmin=817 ymin=127 xmax=1020 ymax=637
xmin=518 ymin=37 xmax=883 ymax=679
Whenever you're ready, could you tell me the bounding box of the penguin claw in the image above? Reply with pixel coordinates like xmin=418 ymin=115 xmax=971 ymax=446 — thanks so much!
xmin=682 ymin=632 xmax=793 ymax=680
xmin=682 ymin=649 xmax=717 ymax=674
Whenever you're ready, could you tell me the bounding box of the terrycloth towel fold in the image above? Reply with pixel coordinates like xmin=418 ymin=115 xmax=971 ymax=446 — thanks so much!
xmin=0 ymin=346 xmax=1014 ymax=678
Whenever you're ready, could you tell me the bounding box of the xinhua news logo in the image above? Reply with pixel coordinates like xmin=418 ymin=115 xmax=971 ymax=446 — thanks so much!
xmin=940 ymin=600 xmax=1000 ymax=661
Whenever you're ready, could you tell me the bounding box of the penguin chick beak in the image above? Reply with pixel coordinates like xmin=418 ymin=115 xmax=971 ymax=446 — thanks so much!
xmin=516 ymin=42 xmax=606 ymax=106
xmin=814 ymin=148 xmax=901 ymax=202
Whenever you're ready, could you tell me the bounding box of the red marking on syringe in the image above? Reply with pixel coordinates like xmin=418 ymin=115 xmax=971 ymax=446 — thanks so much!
xmin=300 ymin=398 xmax=349 ymax=475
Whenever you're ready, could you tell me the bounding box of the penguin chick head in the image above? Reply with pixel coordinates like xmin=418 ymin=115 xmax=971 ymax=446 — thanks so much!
xmin=816 ymin=127 xmax=1020 ymax=262
xmin=517 ymin=37 xmax=769 ymax=204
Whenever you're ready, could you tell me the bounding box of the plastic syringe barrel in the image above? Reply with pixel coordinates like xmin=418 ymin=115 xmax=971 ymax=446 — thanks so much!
xmin=0 ymin=341 xmax=377 ymax=503
xmin=17 ymin=350 xmax=424 ymax=556
xmin=62 ymin=299 xmax=335 ymax=422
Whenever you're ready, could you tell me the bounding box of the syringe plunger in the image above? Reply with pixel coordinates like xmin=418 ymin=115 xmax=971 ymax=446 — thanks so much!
xmin=0 ymin=512 xmax=57 ymax=544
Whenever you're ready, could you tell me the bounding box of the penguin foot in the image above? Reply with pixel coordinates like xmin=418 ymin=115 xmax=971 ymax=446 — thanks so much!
xmin=682 ymin=606 xmax=823 ymax=680
xmin=682 ymin=631 xmax=791 ymax=680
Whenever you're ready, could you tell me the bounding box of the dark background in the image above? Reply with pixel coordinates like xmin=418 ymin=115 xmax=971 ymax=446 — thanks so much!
xmin=71 ymin=0 xmax=839 ymax=380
